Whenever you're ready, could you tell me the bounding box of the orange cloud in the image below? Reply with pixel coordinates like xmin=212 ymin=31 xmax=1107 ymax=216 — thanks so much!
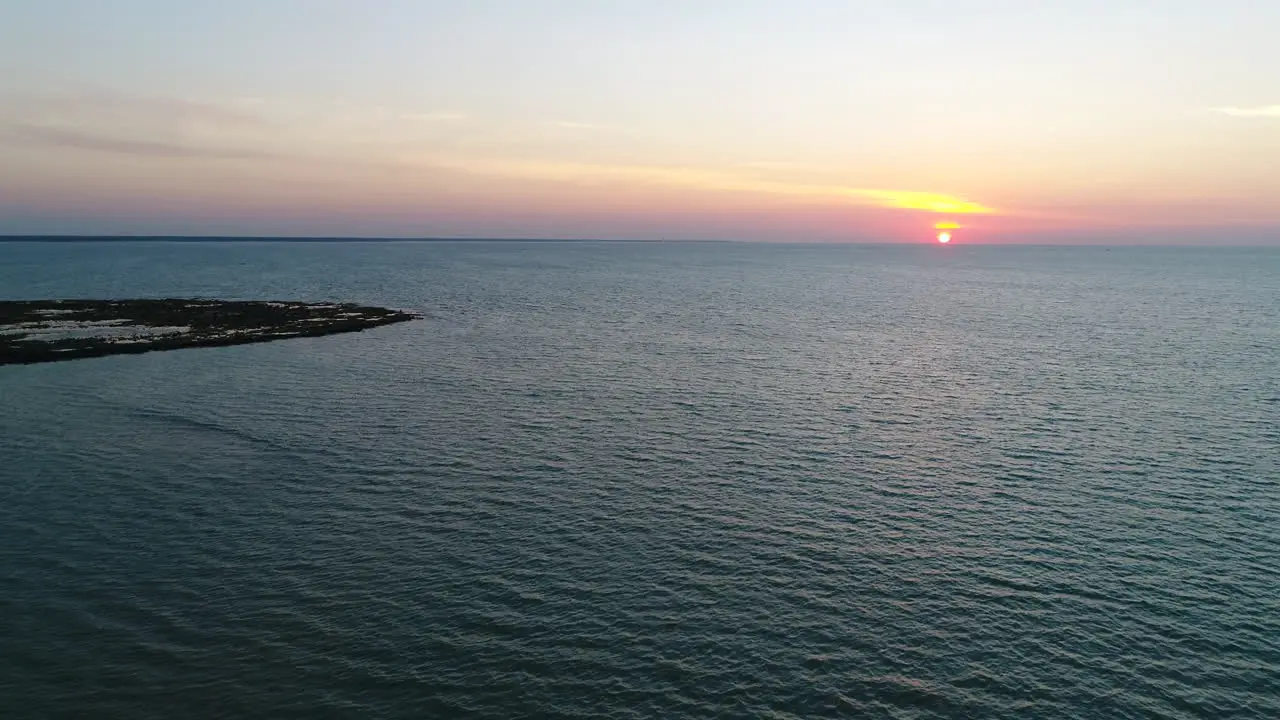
xmin=855 ymin=191 xmax=994 ymax=215
xmin=429 ymin=158 xmax=998 ymax=215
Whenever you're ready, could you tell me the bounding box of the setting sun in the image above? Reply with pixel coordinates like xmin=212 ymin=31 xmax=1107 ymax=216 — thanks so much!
xmin=937 ymin=232 xmax=952 ymax=244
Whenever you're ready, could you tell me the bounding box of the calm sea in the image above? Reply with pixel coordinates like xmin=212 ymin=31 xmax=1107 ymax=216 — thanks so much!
xmin=1 ymin=240 xmax=1277 ymax=719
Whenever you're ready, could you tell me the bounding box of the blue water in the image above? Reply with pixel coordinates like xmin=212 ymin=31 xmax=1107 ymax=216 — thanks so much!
xmin=1 ymin=241 xmax=1278 ymax=719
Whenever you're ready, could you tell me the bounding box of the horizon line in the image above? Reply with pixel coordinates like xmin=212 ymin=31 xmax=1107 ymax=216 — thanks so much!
xmin=1 ymin=235 xmax=1277 ymax=247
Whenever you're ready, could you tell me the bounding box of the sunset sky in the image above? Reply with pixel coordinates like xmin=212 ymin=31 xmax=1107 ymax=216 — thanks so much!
xmin=2 ymin=0 xmax=1278 ymax=242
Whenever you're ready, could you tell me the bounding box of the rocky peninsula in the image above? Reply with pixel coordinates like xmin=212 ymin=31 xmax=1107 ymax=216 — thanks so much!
xmin=1 ymin=299 xmax=419 ymax=365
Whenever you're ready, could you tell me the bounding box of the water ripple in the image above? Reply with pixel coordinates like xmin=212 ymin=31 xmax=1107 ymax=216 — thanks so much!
xmin=1 ymin=242 xmax=1278 ymax=718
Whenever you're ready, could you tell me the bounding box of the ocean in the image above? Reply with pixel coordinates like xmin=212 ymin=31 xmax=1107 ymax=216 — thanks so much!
xmin=1 ymin=240 xmax=1277 ymax=718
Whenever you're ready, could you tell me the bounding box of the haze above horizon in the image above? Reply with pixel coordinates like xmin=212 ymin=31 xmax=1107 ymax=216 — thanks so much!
xmin=2 ymin=1 xmax=1277 ymax=243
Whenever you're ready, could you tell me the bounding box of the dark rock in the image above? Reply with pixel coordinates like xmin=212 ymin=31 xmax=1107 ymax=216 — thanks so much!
xmin=0 ymin=299 xmax=420 ymax=365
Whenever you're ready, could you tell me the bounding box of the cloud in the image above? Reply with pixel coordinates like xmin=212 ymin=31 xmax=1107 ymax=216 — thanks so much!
xmin=0 ymin=88 xmax=299 ymax=163
xmin=1213 ymin=105 xmax=1280 ymax=118
xmin=431 ymin=158 xmax=996 ymax=214
xmin=0 ymin=89 xmax=272 ymax=131
xmin=0 ymin=90 xmax=485 ymax=170
xmin=736 ymin=161 xmax=830 ymax=171
xmin=411 ymin=111 xmax=468 ymax=122
xmin=2 ymin=123 xmax=276 ymax=159
xmin=550 ymin=120 xmax=628 ymax=132
xmin=0 ymin=88 xmax=997 ymax=217
xmin=856 ymin=190 xmax=993 ymax=214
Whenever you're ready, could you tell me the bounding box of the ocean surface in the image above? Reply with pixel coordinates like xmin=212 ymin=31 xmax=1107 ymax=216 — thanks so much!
xmin=1 ymin=240 xmax=1277 ymax=719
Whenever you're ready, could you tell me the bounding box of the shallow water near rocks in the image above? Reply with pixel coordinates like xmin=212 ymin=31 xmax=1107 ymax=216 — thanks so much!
xmin=1 ymin=240 xmax=1278 ymax=718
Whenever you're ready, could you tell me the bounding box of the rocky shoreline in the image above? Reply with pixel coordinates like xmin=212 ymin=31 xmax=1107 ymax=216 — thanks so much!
xmin=0 ymin=299 xmax=419 ymax=365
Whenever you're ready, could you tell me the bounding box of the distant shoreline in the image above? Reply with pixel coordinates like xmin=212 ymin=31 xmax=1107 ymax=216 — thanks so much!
xmin=0 ymin=236 xmax=733 ymax=243
xmin=3 ymin=236 xmax=979 ymax=246
xmin=2 ymin=236 xmax=1275 ymax=246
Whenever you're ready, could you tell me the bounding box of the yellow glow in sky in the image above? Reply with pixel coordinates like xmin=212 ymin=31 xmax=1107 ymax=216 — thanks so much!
xmin=437 ymin=158 xmax=996 ymax=216
xmin=857 ymin=191 xmax=994 ymax=215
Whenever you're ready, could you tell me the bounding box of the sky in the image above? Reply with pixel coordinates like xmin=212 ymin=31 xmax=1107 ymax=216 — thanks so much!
xmin=1 ymin=0 xmax=1278 ymax=242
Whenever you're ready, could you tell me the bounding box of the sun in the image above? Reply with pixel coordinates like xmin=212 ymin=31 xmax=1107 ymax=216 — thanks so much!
xmin=937 ymin=231 xmax=952 ymax=244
